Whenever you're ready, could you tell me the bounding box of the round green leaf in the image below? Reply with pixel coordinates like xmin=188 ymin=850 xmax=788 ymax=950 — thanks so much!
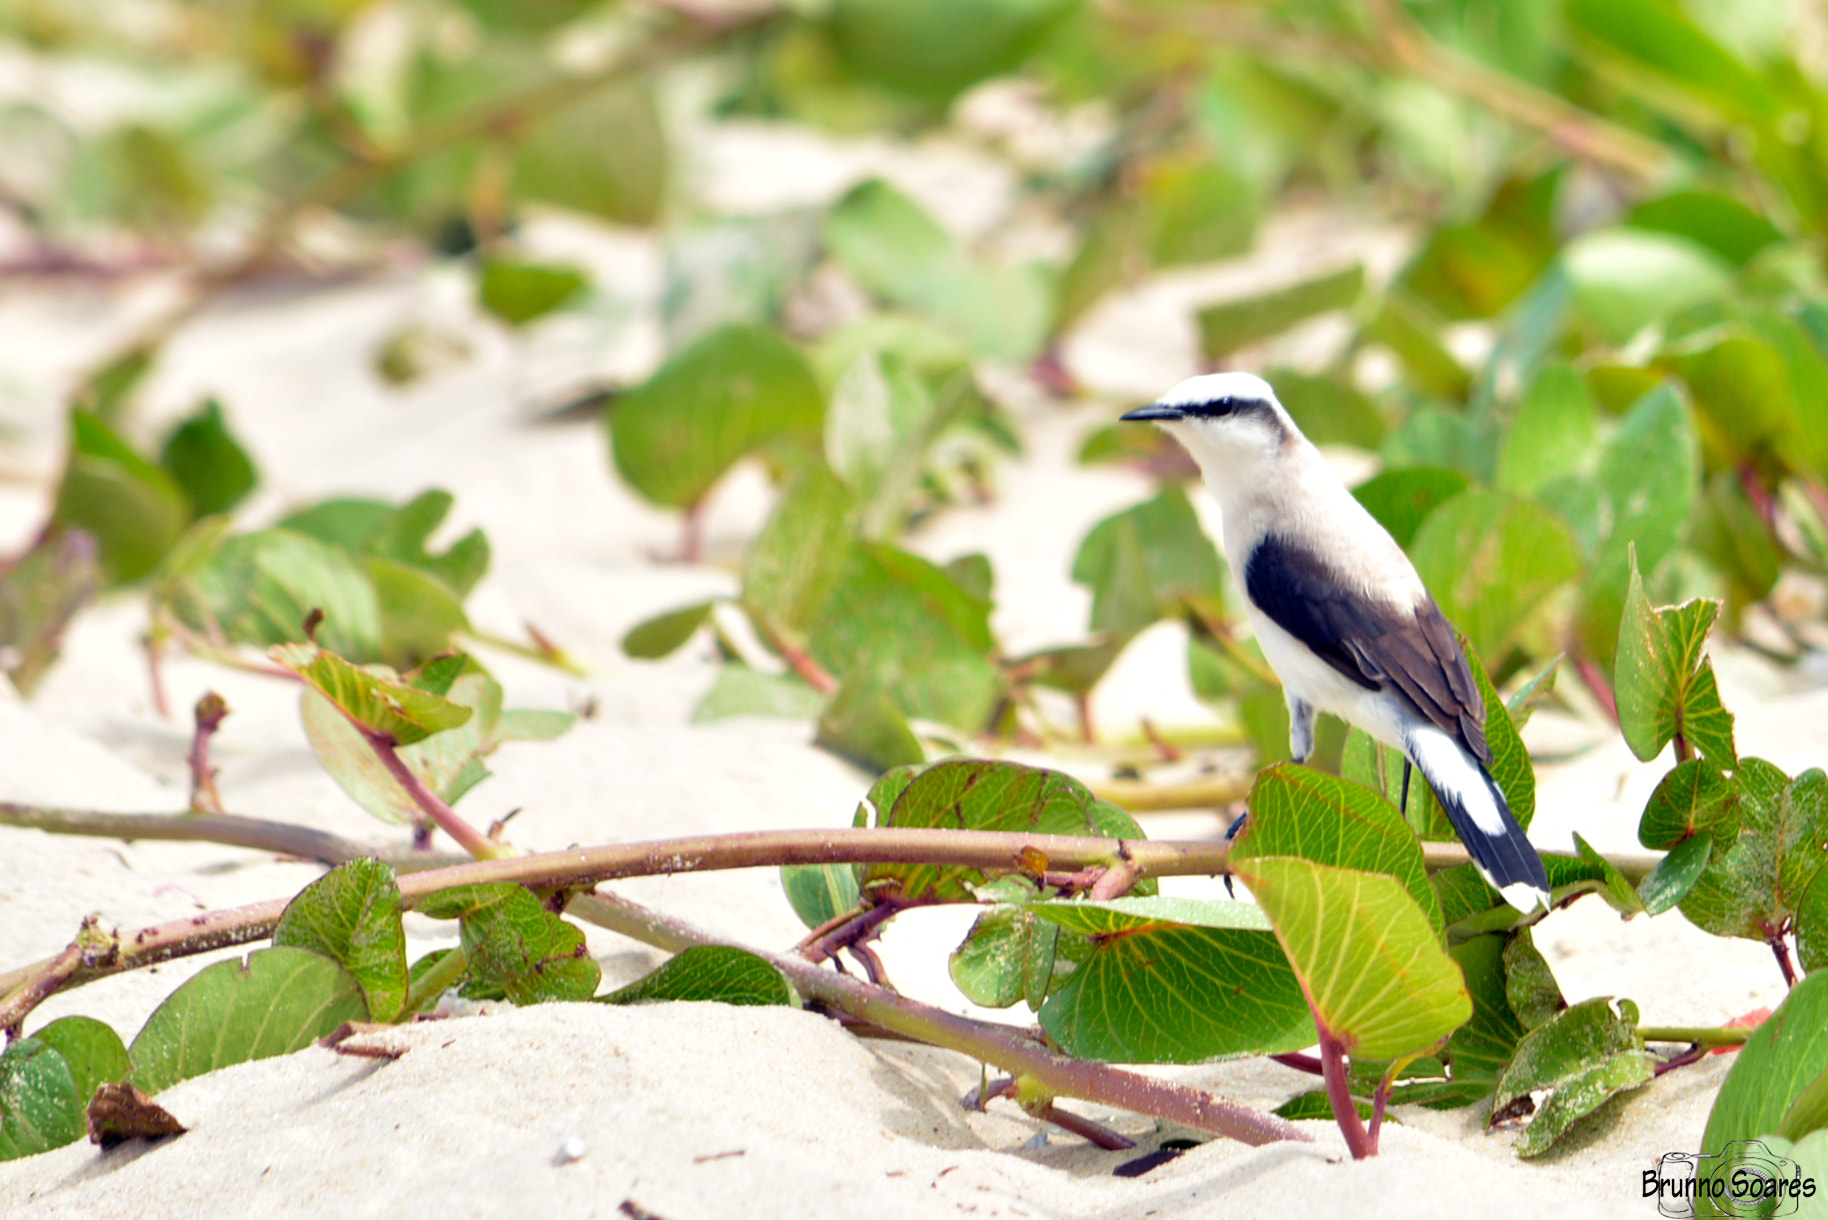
xmin=609 ymin=325 xmax=824 ymax=510
xmin=1236 ymin=856 xmax=1471 ymax=1061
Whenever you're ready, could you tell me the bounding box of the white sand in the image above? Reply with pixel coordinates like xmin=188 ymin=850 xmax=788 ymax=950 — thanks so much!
xmin=3 ymin=128 xmax=1822 ymax=1218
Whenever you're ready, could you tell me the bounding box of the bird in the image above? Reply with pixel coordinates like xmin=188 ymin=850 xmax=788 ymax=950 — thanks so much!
xmin=1121 ymin=371 xmax=1550 ymax=913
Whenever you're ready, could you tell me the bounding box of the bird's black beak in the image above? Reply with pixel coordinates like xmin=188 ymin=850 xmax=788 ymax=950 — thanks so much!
xmin=1120 ymin=403 xmax=1184 ymax=422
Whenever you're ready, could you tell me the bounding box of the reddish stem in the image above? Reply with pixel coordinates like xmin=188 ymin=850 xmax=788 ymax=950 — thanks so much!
xmin=1319 ymin=1029 xmax=1375 ymax=1159
xmin=363 ymin=729 xmax=501 ymax=860
xmin=1771 ymin=934 xmax=1799 ymax=989
xmin=1574 ymin=653 xmax=1619 ymax=725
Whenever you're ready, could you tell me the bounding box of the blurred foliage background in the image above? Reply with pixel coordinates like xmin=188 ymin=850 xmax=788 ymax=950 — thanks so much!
xmin=4 ymin=0 xmax=1828 ymax=768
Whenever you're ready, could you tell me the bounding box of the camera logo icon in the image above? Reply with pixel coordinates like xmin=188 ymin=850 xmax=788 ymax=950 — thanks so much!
xmin=1648 ymin=1139 xmax=1811 ymax=1217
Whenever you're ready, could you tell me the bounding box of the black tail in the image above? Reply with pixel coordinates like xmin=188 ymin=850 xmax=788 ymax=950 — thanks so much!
xmin=1406 ymin=726 xmax=1549 ymax=912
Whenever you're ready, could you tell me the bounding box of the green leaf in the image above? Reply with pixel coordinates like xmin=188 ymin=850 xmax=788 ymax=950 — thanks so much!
xmin=1445 ymin=934 xmax=1525 ymax=1093
xmin=742 ymin=462 xmax=856 ymax=642
xmin=1637 ymin=831 xmax=1714 ymax=916
xmin=1236 ymin=856 xmax=1471 ymax=1060
xmin=515 ymin=82 xmax=664 ymax=226
xmin=1396 ymin=170 xmax=1560 ymax=320
xmin=781 ymin=862 xmax=861 ymax=931
xmin=598 ymin=946 xmax=793 ymax=1008
xmin=30 ymin=1017 xmax=131 ymax=1114
xmin=1071 ymin=486 xmax=1226 ymax=637
xmin=1563 ymin=229 xmax=1734 ymax=345
xmin=1515 ymin=1048 xmax=1656 ymax=1158
xmin=815 ymin=675 xmax=926 ymax=772
xmin=172 ymin=528 xmax=383 ymax=661
xmin=1364 ymin=292 xmax=1471 ymax=401
xmin=274 ymin=641 xmax=472 ymax=747
xmin=1197 ymin=263 xmax=1364 ymax=361
xmin=52 ymin=410 xmax=190 ymax=585
xmin=158 ymin=398 xmax=258 ymax=518
xmin=1232 ymin=763 xmax=1442 ymax=932
xmin=1614 ymin=548 xmax=1738 ymax=767
xmin=824 ymin=180 xmax=1050 ymax=362
xmin=1142 ymin=154 xmax=1259 ymax=269
xmin=825 ymin=351 xmax=944 ymax=536
xmin=0 ymin=1039 xmax=84 ymax=1162
xmin=1627 ymin=191 xmax=1783 ymax=267
xmin=1779 ymin=1064 xmax=1828 ymax=1142
xmin=1491 ymin=997 xmax=1651 ymax=1158
xmin=128 ymin=947 xmax=368 ymax=1095
xmin=1274 ymin=1089 xmax=1374 ymax=1122
xmin=1682 ymin=761 xmax=1828 ymax=945
xmin=415 ymin=883 xmax=600 ymax=1005
xmin=1566 ymin=0 xmax=1780 ymax=127
xmin=273 ymin=858 xmax=409 ymax=1023
xmin=477 ymin=258 xmax=589 ymax=327
xmin=1032 ymin=896 xmax=1313 ymax=1062
xmin=1505 ymin=654 xmax=1562 ymax=729
xmin=826 ymin=0 xmax=1077 ymax=103
xmin=359 ymin=490 xmax=490 ymax=598
xmin=366 ymin=557 xmax=469 ymax=669
xmin=277 ymin=499 xmax=393 ymax=554
xmin=622 ymin=600 xmax=716 ymax=659
xmin=1639 ymin=758 xmax=1739 ymax=852
xmin=1798 ymin=867 xmax=1828 ymax=976
xmin=949 ymin=904 xmax=1060 ymax=1010
xmin=1573 ymin=832 xmax=1646 ymax=916
xmin=807 ymin=542 xmax=1003 ymax=731
xmin=857 ymin=760 xmax=1151 ymax=905
xmin=1502 ymin=931 xmax=1567 ymax=1032
xmin=609 ymin=325 xmax=825 ymax=510
xmin=1266 ymin=370 xmax=1386 ymax=451
xmin=1559 ymin=383 xmax=1699 ymax=673
xmin=1704 ymin=970 xmax=1828 ymax=1155
xmin=691 ymin=666 xmax=826 ymax=723
xmin=1495 ymin=364 xmax=1598 ymax=497
xmin=1409 ymin=490 xmax=1582 ymax=664
xmin=1352 ymin=467 xmax=1470 ymax=551
xmin=303 ymin=666 xmax=544 ymax=824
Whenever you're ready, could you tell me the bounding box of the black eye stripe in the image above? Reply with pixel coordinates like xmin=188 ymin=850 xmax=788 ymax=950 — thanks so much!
xmin=1184 ymin=395 xmax=1265 ymax=418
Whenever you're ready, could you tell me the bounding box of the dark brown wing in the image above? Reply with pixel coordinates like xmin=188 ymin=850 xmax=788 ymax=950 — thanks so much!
xmin=1243 ymin=532 xmax=1490 ymax=764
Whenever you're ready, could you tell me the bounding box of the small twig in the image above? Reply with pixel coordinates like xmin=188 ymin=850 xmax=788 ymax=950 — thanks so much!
xmin=847 ymin=940 xmax=894 ymax=990
xmin=747 ymin=612 xmax=839 ymax=694
xmin=1270 ymin=1051 xmax=1325 ymax=1076
xmin=1672 ymin=731 xmax=1692 ymax=765
xmin=1653 ymin=1044 xmax=1709 ymax=1077
xmin=1037 ymin=1101 xmax=1136 ymax=1150
xmin=187 ymin=692 xmax=230 ymax=814
xmin=1087 ymin=848 xmax=1140 ymax=901
xmin=1139 ymin=718 xmax=1182 ymax=763
xmin=801 ymin=901 xmax=906 ymax=966
xmin=0 ymin=802 xmax=466 ymax=870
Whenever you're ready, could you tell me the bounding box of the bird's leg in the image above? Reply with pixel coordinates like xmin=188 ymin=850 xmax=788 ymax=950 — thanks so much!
xmin=1286 ymin=696 xmax=1316 ymax=764
xmin=1399 ymin=759 xmax=1412 ymax=813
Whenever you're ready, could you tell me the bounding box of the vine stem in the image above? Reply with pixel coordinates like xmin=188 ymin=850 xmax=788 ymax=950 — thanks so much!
xmin=567 ymin=889 xmax=1309 ymax=1148
xmin=0 ymin=802 xmax=468 ymax=870
xmin=0 ymin=823 xmax=1665 ymax=1021
xmin=1636 ymin=1026 xmax=1754 ymax=1046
